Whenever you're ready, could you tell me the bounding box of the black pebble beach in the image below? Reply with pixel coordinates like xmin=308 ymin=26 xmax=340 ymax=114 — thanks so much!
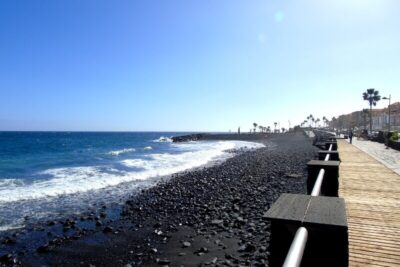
xmin=2 ymin=131 xmax=318 ymax=267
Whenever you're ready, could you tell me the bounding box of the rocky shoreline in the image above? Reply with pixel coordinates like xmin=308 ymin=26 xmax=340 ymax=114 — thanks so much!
xmin=0 ymin=131 xmax=317 ymax=267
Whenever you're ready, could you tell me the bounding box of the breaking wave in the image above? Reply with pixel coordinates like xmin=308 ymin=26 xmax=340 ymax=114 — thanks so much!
xmin=108 ymin=148 xmax=136 ymax=156
xmin=0 ymin=141 xmax=264 ymax=203
xmin=152 ymin=136 xmax=173 ymax=143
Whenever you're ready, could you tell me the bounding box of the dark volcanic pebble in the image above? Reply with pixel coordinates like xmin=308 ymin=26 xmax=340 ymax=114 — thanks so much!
xmin=37 ymin=244 xmax=53 ymax=253
xmin=0 ymin=253 xmax=20 ymax=266
xmin=103 ymin=226 xmax=114 ymax=233
xmin=181 ymin=241 xmax=191 ymax=248
xmin=1 ymin=237 xmax=16 ymax=245
xmin=156 ymin=258 xmax=171 ymax=265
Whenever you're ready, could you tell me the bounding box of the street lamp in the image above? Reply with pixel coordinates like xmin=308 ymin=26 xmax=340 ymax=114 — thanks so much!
xmin=382 ymin=95 xmax=391 ymax=132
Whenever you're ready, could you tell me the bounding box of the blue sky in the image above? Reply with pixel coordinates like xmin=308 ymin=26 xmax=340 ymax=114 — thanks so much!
xmin=1 ymin=0 xmax=399 ymax=131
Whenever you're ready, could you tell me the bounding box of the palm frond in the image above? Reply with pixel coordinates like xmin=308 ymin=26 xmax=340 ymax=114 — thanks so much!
xmin=367 ymin=88 xmax=375 ymax=94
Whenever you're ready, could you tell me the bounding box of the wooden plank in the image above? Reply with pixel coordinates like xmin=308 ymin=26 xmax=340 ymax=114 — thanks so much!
xmin=349 ymin=251 xmax=400 ymax=264
xmin=350 ymin=256 xmax=400 ymax=267
xmin=337 ymin=140 xmax=400 ymax=267
xmin=348 ymin=237 xmax=400 ymax=248
xmin=349 ymin=241 xmax=400 ymax=252
xmin=349 ymin=246 xmax=400 ymax=259
xmin=345 ymin=223 xmax=400 ymax=233
xmin=349 ymin=234 xmax=400 ymax=241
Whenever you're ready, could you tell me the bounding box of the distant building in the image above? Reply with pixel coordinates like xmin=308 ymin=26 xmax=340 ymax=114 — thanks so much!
xmin=392 ymin=102 xmax=400 ymax=131
xmin=372 ymin=102 xmax=400 ymax=131
xmin=330 ymin=102 xmax=400 ymax=132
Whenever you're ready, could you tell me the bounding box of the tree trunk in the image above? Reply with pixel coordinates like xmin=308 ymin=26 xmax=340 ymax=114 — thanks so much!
xmin=369 ymin=105 xmax=372 ymax=133
xmin=363 ymin=113 xmax=367 ymax=130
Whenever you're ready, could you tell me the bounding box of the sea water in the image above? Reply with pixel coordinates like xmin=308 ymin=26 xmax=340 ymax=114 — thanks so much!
xmin=0 ymin=132 xmax=264 ymax=231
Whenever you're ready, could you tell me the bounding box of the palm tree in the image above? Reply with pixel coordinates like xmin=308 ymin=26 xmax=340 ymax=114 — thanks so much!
xmin=258 ymin=125 xmax=263 ymax=133
xmin=322 ymin=116 xmax=327 ymax=127
xmin=308 ymin=114 xmax=314 ymax=128
xmin=274 ymin=122 xmax=277 ymax=133
xmin=253 ymin=123 xmax=258 ymax=133
xmin=267 ymin=126 xmax=271 ymax=133
xmin=315 ymin=118 xmax=320 ymax=128
xmin=331 ymin=117 xmax=337 ymax=129
xmin=363 ymin=88 xmax=381 ymax=132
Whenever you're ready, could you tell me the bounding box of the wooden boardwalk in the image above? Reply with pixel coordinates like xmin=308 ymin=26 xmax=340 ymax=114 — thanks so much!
xmin=337 ymin=139 xmax=400 ymax=267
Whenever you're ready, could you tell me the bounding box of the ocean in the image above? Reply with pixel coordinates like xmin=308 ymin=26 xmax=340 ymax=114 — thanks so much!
xmin=0 ymin=132 xmax=264 ymax=232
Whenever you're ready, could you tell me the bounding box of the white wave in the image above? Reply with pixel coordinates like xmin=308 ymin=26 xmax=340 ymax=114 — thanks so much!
xmin=0 ymin=141 xmax=264 ymax=203
xmin=143 ymin=146 xmax=152 ymax=150
xmin=0 ymin=167 xmax=127 ymax=202
xmin=121 ymin=158 xmax=148 ymax=168
xmin=152 ymin=136 xmax=172 ymax=143
xmin=0 ymin=165 xmax=157 ymax=203
xmin=0 ymin=223 xmax=24 ymax=232
xmin=0 ymin=178 xmax=25 ymax=188
xmin=123 ymin=140 xmax=265 ymax=179
xmin=108 ymin=148 xmax=136 ymax=156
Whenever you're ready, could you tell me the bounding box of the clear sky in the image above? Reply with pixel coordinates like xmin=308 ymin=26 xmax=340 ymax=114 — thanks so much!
xmin=1 ymin=0 xmax=399 ymax=131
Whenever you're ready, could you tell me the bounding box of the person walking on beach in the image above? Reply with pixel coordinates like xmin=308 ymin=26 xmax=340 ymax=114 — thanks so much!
xmin=349 ymin=129 xmax=354 ymax=144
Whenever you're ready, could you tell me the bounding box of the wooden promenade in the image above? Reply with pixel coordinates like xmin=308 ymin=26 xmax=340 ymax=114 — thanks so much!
xmin=337 ymin=139 xmax=400 ymax=267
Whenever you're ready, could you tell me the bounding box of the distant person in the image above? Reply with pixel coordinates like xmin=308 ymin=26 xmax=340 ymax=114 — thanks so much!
xmin=349 ymin=129 xmax=354 ymax=144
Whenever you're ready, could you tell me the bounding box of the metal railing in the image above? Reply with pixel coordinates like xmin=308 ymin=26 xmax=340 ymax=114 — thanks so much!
xmin=281 ymin=142 xmax=333 ymax=267
xmin=311 ymin=169 xmax=326 ymax=197
xmin=283 ymin=227 xmax=308 ymax=267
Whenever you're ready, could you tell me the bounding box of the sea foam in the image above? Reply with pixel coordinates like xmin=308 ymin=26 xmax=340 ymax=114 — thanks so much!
xmin=0 ymin=140 xmax=264 ymax=203
xmin=108 ymin=148 xmax=136 ymax=156
xmin=152 ymin=136 xmax=173 ymax=142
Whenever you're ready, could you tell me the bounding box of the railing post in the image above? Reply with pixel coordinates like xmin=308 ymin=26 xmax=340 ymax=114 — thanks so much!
xmin=265 ymin=194 xmax=310 ymax=267
xmin=307 ymin=160 xmax=340 ymax=197
xmin=264 ymin=194 xmax=348 ymax=267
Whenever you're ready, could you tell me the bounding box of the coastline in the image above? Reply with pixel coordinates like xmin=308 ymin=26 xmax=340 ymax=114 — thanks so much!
xmin=0 ymin=133 xmax=264 ymax=233
xmin=1 ymin=131 xmax=317 ymax=267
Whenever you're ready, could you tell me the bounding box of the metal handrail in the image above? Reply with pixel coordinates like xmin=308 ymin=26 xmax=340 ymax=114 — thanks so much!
xmin=324 ymin=144 xmax=333 ymax=161
xmin=282 ymin=227 xmax=309 ymax=267
xmin=311 ymin=169 xmax=325 ymax=196
xmin=281 ymin=140 xmax=334 ymax=267
xmin=328 ymin=144 xmax=333 ymax=152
